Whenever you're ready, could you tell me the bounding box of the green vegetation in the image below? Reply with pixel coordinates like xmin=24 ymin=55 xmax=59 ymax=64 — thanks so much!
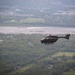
xmin=52 ymin=52 xmax=75 ymax=57
xmin=0 ymin=15 xmax=75 ymax=27
xmin=63 ymin=70 xmax=75 ymax=75
xmin=3 ymin=18 xmax=45 ymax=24
xmin=20 ymin=18 xmax=45 ymax=23
xmin=0 ymin=34 xmax=75 ymax=75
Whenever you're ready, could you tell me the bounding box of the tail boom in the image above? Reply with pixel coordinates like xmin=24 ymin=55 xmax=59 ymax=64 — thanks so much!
xmin=58 ymin=34 xmax=70 ymax=39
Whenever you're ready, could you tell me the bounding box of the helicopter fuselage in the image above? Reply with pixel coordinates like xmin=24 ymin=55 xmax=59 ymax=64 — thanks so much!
xmin=41 ymin=34 xmax=70 ymax=44
xmin=41 ymin=36 xmax=58 ymax=44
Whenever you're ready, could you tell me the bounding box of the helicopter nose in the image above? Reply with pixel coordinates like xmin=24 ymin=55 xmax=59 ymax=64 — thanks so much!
xmin=41 ymin=39 xmax=44 ymax=43
xmin=41 ymin=40 xmax=43 ymax=43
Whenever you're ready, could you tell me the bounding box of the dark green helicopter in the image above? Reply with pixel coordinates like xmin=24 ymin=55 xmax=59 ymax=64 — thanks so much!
xmin=41 ymin=34 xmax=70 ymax=44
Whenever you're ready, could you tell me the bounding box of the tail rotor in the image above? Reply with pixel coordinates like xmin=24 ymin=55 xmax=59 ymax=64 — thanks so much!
xmin=65 ymin=34 xmax=70 ymax=39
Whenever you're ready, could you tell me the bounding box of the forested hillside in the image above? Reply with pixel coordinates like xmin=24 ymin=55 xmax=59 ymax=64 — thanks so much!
xmin=0 ymin=34 xmax=75 ymax=75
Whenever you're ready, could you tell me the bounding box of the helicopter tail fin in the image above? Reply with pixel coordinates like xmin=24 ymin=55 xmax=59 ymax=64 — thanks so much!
xmin=65 ymin=34 xmax=70 ymax=39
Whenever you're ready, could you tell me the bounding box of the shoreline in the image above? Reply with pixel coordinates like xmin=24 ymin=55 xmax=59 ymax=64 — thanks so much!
xmin=0 ymin=26 xmax=75 ymax=34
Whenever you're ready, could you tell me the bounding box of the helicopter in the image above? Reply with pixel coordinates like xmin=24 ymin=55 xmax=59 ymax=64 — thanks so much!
xmin=41 ymin=34 xmax=70 ymax=44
